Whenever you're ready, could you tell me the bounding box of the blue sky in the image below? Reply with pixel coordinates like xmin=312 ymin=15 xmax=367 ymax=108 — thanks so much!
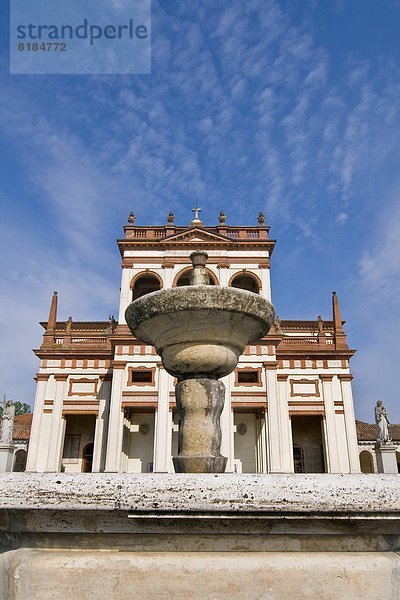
xmin=0 ymin=0 xmax=399 ymax=422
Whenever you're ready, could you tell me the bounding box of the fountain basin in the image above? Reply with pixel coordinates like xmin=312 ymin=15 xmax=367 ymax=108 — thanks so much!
xmin=125 ymin=285 xmax=275 ymax=378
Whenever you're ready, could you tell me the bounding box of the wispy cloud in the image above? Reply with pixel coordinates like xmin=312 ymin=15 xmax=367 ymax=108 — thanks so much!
xmin=0 ymin=0 xmax=399 ymax=419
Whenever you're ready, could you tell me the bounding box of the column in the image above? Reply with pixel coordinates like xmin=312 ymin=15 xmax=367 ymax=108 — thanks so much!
xmin=265 ymin=366 xmax=293 ymax=473
xmin=26 ymin=374 xmax=49 ymax=472
xmin=320 ymin=375 xmax=341 ymax=473
xmin=46 ymin=374 xmax=68 ymax=472
xmin=104 ymin=363 xmax=126 ymax=472
xmin=220 ymin=373 xmax=234 ymax=472
xmin=92 ymin=376 xmax=112 ymax=472
xmin=153 ymin=366 xmax=173 ymax=473
xmin=339 ymin=374 xmax=361 ymax=473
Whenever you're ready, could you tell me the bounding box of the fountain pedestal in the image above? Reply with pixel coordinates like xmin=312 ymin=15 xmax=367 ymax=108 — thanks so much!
xmin=173 ymin=378 xmax=227 ymax=473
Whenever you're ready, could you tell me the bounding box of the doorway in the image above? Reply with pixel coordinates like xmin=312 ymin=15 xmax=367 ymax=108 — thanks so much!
xmin=82 ymin=443 xmax=94 ymax=473
xmin=291 ymin=415 xmax=326 ymax=473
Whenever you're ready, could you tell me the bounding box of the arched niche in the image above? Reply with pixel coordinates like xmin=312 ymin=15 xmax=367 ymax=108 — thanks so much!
xmin=359 ymin=450 xmax=374 ymax=474
xmin=131 ymin=272 xmax=162 ymax=301
xmin=229 ymin=272 xmax=261 ymax=294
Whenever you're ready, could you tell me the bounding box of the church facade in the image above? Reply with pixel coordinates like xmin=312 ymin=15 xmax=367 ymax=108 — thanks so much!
xmin=26 ymin=210 xmax=361 ymax=474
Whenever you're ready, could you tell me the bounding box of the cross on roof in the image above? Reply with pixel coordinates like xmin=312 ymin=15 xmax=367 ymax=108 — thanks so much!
xmin=192 ymin=201 xmax=202 ymax=221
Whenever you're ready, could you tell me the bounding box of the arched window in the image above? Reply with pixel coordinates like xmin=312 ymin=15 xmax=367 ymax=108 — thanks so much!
xmin=132 ymin=274 xmax=162 ymax=301
xmin=230 ymin=273 xmax=260 ymax=294
xmin=13 ymin=449 xmax=27 ymax=472
xmin=174 ymin=268 xmax=218 ymax=287
xmin=359 ymin=450 xmax=374 ymax=474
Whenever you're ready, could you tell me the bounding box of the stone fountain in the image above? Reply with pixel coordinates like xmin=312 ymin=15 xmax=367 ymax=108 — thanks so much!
xmin=125 ymin=250 xmax=275 ymax=473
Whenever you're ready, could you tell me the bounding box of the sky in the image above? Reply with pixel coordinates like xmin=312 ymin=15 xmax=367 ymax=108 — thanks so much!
xmin=0 ymin=0 xmax=399 ymax=422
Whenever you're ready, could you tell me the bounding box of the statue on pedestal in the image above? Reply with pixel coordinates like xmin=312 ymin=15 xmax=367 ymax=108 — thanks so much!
xmin=0 ymin=399 xmax=15 ymax=444
xmin=374 ymin=400 xmax=391 ymax=444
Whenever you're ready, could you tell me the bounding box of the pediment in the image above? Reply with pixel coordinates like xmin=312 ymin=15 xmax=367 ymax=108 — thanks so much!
xmin=163 ymin=228 xmax=232 ymax=244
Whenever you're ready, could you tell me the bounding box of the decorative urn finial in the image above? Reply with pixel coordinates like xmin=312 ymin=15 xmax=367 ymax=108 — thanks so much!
xmin=218 ymin=211 xmax=227 ymax=224
xmin=167 ymin=211 xmax=175 ymax=224
xmin=127 ymin=211 xmax=136 ymax=224
xmin=258 ymin=211 xmax=266 ymax=226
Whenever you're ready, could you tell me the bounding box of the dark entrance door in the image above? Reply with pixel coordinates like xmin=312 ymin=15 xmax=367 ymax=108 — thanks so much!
xmin=82 ymin=443 xmax=94 ymax=473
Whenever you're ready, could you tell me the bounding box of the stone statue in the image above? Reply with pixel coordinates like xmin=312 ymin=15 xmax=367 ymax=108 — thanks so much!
xmin=317 ymin=315 xmax=324 ymax=333
xmin=1 ymin=399 xmax=15 ymax=444
xmin=375 ymin=400 xmax=391 ymax=444
xmin=127 ymin=211 xmax=136 ymax=224
xmin=167 ymin=211 xmax=175 ymax=224
xmin=66 ymin=316 xmax=73 ymax=332
xmin=108 ymin=315 xmax=117 ymax=334
xmin=273 ymin=315 xmax=282 ymax=334
xmin=258 ymin=212 xmax=265 ymax=225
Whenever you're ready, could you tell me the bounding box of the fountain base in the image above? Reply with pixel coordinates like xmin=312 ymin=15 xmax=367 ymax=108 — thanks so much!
xmin=173 ymin=455 xmax=227 ymax=473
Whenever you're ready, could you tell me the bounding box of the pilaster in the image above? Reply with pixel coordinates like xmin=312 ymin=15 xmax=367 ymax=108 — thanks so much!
xmin=118 ymin=267 xmax=132 ymax=325
xmin=256 ymin=411 xmax=268 ymax=473
xmin=104 ymin=364 xmax=126 ymax=472
xmin=216 ymin=264 xmax=229 ymax=287
xmin=46 ymin=374 xmax=68 ymax=472
xmin=338 ymin=374 xmax=360 ymax=473
xmin=153 ymin=366 xmax=172 ymax=473
xmin=320 ymin=375 xmax=341 ymax=473
xmin=163 ymin=265 xmax=174 ymax=289
xmin=265 ymin=366 xmax=292 ymax=473
xmin=26 ymin=374 xmax=49 ymax=472
xmin=220 ymin=373 xmax=234 ymax=473
xmin=259 ymin=266 xmax=271 ymax=301
xmin=92 ymin=376 xmax=112 ymax=472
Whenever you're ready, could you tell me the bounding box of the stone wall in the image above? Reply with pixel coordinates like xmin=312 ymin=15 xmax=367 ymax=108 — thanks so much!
xmin=0 ymin=473 xmax=399 ymax=599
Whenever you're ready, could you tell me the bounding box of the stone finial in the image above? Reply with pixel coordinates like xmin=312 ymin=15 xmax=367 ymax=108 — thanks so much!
xmin=167 ymin=211 xmax=175 ymax=224
xmin=258 ymin=212 xmax=266 ymax=226
xmin=218 ymin=211 xmax=227 ymax=224
xmin=189 ymin=251 xmax=210 ymax=285
xmin=317 ymin=315 xmax=324 ymax=333
xmin=66 ymin=316 xmax=73 ymax=332
xmin=127 ymin=212 xmax=136 ymax=224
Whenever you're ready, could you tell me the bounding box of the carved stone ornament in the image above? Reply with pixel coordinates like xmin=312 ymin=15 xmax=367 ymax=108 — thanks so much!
xmin=127 ymin=212 xmax=136 ymax=224
xmin=139 ymin=422 xmax=150 ymax=435
xmin=237 ymin=422 xmax=247 ymax=436
xmin=258 ymin=212 xmax=266 ymax=225
xmin=218 ymin=211 xmax=227 ymax=224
